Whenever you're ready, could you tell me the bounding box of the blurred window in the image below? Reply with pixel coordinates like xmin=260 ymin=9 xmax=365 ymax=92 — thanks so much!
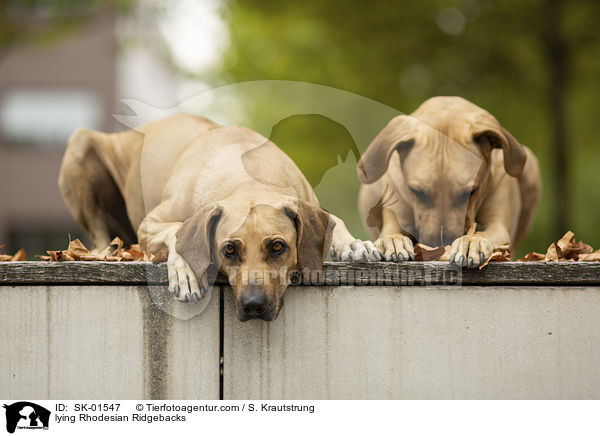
xmin=0 ymin=89 xmax=102 ymax=149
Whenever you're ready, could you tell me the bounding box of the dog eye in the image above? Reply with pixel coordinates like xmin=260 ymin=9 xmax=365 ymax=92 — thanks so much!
xmin=223 ymin=243 xmax=236 ymax=258
xmin=457 ymin=186 xmax=479 ymax=204
xmin=408 ymin=186 xmax=430 ymax=204
xmin=270 ymin=240 xmax=286 ymax=255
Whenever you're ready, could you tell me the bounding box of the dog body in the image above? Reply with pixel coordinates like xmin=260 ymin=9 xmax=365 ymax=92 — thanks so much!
xmin=59 ymin=114 xmax=379 ymax=321
xmin=358 ymin=96 xmax=541 ymax=267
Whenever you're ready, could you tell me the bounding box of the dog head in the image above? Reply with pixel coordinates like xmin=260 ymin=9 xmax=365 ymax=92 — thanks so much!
xmin=176 ymin=199 xmax=333 ymax=321
xmin=358 ymin=96 xmax=527 ymax=246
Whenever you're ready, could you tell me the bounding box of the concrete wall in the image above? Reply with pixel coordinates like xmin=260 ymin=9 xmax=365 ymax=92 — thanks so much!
xmin=0 ymin=285 xmax=220 ymax=399
xmin=2 ymin=284 xmax=600 ymax=399
xmin=225 ymin=286 xmax=600 ymax=399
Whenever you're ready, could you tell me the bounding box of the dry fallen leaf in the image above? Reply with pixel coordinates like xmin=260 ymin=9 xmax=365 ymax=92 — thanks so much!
xmin=545 ymin=242 xmax=560 ymax=262
xmin=109 ymin=237 xmax=124 ymax=256
xmin=121 ymin=247 xmax=151 ymax=262
xmin=11 ymin=248 xmax=26 ymax=261
xmin=543 ymin=231 xmax=595 ymax=262
xmin=46 ymin=250 xmax=75 ymax=261
xmin=414 ymin=244 xmax=446 ymax=261
xmin=553 ymin=231 xmax=592 ymax=259
xmin=518 ymin=251 xmax=545 ymax=262
xmin=578 ymin=250 xmax=600 ymax=262
xmin=557 ymin=231 xmax=575 ymax=250
xmin=66 ymin=239 xmax=96 ymax=261
xmin=0 ymin=248 xmax=26 ymax=261
xmin=479 ymin=244 xmax=511 ymax=269
xmin=438 ymin=246 xmax=452 ymax=261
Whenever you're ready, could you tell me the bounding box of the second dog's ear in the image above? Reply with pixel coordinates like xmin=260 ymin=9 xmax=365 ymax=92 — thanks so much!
xmin=473 ymin=126 xmax=527 ymax=177
xmin=175 ymin=205 xmax=223 ymax=281
xmin=284 ymin=200 xmax=335 ymax=273
xmin=357 ymin=115 xmax=416 ymax=184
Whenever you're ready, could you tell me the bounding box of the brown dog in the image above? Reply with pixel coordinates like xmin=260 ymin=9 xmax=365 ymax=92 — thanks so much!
xmin=59 ymin=114 xmax=380 ymax=321
xmin=357 ymin=96 xmax=541 ymax=267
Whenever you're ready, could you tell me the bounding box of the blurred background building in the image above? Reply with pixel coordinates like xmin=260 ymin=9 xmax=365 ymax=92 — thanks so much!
xmin=0 ymin=13 xmax=116 ymax=254
xmin=0 ymin=1 xmax=183 ymax=255
xmin=1 ymin=0 xmax=599 ymax=258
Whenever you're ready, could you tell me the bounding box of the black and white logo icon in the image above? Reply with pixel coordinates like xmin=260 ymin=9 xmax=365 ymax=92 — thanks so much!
xmin=2 ymin=402 xmax=50 ymax=434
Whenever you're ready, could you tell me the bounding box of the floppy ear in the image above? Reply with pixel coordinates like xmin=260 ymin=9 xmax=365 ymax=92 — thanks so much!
xmin=357 ymin=115 xmax=416 ymax=184
xmin=175 ymin=205 xmax=223 ymax=281
xmin=473 ymin=126 xmax=527 ymax=177
xmin=284 ymin=200 xmax=335 ymax=272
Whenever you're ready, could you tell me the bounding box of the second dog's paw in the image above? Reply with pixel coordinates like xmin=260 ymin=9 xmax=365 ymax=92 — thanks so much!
xmin=167 ymin=250 xmax=206 ymax=302
xmin=374 ymin=234 xmax=415 ymax=262
xmin=333 ymin=239 xmax=382 ymax=262
xmin=449 ymin=235 xmax=493 ymax=268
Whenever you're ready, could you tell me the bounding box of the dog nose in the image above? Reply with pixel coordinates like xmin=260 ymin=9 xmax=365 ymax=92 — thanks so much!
xmin=240 ymin=289 xmax=267 ymax=318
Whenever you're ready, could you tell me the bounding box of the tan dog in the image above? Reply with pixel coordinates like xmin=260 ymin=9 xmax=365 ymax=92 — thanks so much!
xmin=59 ymin=114 xmax=380 ymax=321
xmin=358 ymin=96 xmax=541 ymax=267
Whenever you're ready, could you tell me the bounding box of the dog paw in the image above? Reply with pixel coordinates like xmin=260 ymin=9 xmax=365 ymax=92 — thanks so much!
xmin=167 ymin=250 xmax=206 ymax=302
xmin=332 ymin=239 xmax=382 ymax=262
xmin=449 ymin=235 xmax=493 ymax=268
xmin=374 ymin=234 xmax=415 ymax=262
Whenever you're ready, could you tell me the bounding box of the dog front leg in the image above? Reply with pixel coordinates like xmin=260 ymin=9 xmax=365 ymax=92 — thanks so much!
xmin=450 ymin=178 xmax=516 ymax=268
xmin=373 ymin=208 xmax=416 ymax=262
xmin=449 ymin=222 xmax=510 ymax=268
xmin=329 ymin=215 xmax=382 ymax=262
xmin=138 ymin=208 xmax=206 ymax=302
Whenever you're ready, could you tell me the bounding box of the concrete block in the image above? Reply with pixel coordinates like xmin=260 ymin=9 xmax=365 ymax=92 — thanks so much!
xmin=224 ymin=286 xmax=600 ymax=399
xmin=0 ymin=285 xmax=220 ymax=399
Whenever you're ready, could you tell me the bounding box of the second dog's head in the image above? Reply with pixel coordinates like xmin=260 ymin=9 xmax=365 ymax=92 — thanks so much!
xmin=358 ymin=96 xmax=527 ymax=246
xmin=175 ymin=199 xmax=333 ymax=321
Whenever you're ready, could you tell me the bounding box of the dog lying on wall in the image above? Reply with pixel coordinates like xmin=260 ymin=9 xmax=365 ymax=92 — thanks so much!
xmin=59 ymin=114 xmax=380 ymax=321
xmin=358 ymin=96 xmax=541 ymax=268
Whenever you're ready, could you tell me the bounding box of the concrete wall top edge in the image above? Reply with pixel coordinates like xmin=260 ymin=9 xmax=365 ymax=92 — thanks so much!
xmin=1 ymin=261 xmax=600 ymax=287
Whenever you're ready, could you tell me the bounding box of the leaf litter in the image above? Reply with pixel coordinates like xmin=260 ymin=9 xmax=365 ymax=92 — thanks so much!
xmin=1 ymin=231 xmax=599 ymax=266
xmin=409 ymin=229 xmax=599 ymax=267
xmin=0 ymin=237 xmax=167 ymax=263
